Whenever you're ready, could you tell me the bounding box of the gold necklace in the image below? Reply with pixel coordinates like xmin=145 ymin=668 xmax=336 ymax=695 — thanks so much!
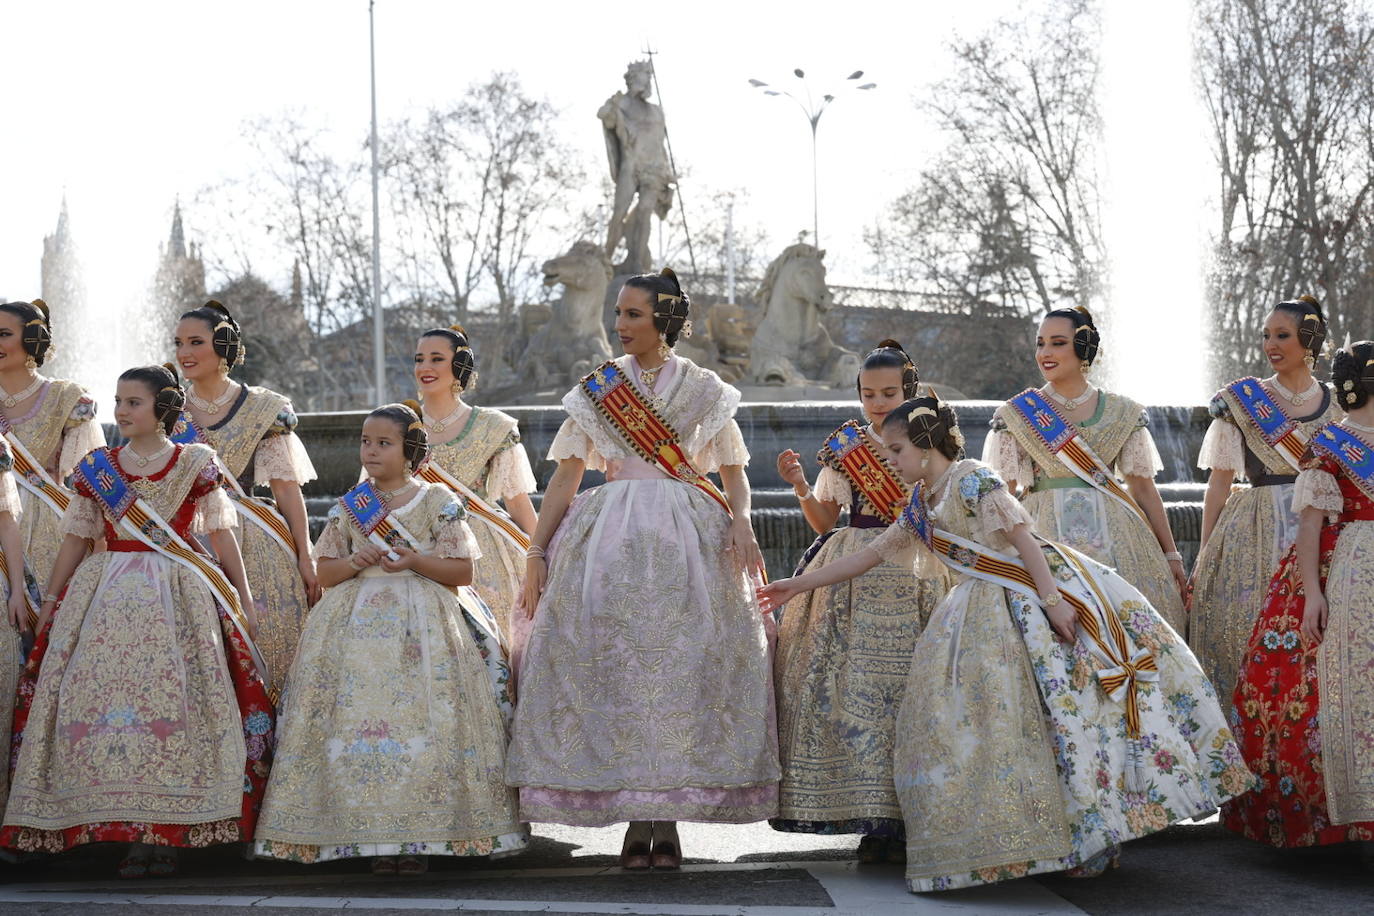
xmin=424 ymin=403 xmax=467 ymax=433
xmin=126 ymin=438 xmax=173 ymax=468
xmin=376 ymin=479 xmax=415 ymax=504
xmin=1268 ymin=375 xmax=1320 ymax=408
xmin=638 ymin=356 xmax=669 ymax=393
xmin=188 ymin=380 xmax=238 ymax=415
xmin=1046 ymin=383 xmax=1095 ymax=411
xmin=0 ymin=373 xmax=44 ymax=408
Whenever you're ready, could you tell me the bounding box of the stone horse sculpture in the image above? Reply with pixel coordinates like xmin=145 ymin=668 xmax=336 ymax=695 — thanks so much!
xmin=747 ymin=243 xmax=858 ymax=387
xmin=523 ymin=240 xmax=614 ymax=389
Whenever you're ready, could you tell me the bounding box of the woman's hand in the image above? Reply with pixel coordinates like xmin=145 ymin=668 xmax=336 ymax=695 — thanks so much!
xmin=726 ymin=516 xmax=766 ymax=580
xmin=36 ymin=597 xmax=57 ymax=633
xmin=350 ymin=544 xmax=384 ymax=571
xmin=298 ymin=554 xmax=322 ymax=605
xmin=520 ymin=556 xmax=548 ymax=620
xmin=1044 ymin=596 xmax=1078 ymax=643
xmin=1168 ymin=557 xmax=1188 ymax=598
xmin=8 ymin=591 xmax=28 ymax=634
xmin=777 ymin=450 xmax=808 ymax=492
xmin=1300 ymin=591 xmax=1328 ymax=646
xmin=240 ymin=591 xmax=259 ymax=640
xmin=380 ymin=545 xmax=419 ymax=573
xmin=757 ymin=578 xmax=800 ymax=614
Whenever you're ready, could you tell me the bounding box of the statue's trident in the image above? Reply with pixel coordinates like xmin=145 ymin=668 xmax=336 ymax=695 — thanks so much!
xmin=641 ymin=43 xmax=698 ymax=277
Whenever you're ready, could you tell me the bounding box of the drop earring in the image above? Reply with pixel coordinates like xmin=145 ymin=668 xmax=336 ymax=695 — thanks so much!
xmin=1080 ymin=360 xmax=1092 ymax=376
xmin=657 ymin=332 xmax=671 ymax=360
xmin=218 ymin=357 xmax=230 ymax=375
xmin=920 ymin=449 xmax=930 ymax=470
xmin=451 ymin=380 xmax=462 ymax=398
xmin=1304 ymin=353 xmax=1316 ymax=371
xmin=24 ymin=356 xmax=36 ymax=370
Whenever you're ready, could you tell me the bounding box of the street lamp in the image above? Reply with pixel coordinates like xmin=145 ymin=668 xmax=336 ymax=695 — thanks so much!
xmin=749 ymin=69 xmax=875 ymax=248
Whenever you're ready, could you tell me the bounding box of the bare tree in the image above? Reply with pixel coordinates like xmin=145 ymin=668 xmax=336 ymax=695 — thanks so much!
xmin=1198 ymin=0 xmax=1374 ymax=384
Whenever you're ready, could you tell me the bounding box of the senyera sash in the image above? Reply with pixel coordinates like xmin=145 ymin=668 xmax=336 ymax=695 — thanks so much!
xmin=580 ymin=361 xmax=732 ymax=517
xmin=901 ymin=483 xmax=1158 ymax=754
xmin=1223 ymin=376 xmax=1312 ymax=472
xmin=0 ymin=411 xmax=71 ymax=519
xmin=817 ymin=420 xmax=906 ymax=524
xmin=76 ymin=447 xmax=268 ymax=683
xmin=1310 ymin=422 xmax=1374 ymax=504
xmin=172 ymin=413 xmax=298 ymax=561
xmin=1006 ymin=388 xmax=1148 ymax=524
xmin=417 ymin=459 xmax=530 ymax=553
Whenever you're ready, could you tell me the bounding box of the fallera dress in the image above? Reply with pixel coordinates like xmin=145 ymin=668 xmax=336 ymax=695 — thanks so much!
xmin=1223 ymin=426 xmax=1374 ymax=846
xmin=0 ymin=443 xmax=273 ymax=853
xmin=253 ymin=483 xmax=524 ymax=862
xmin=425 ymin=407 xmax=537 ymax=638
xmin=190 ymin=384 xmax=316 ymax=702
xmin=874 ymin=459 xmax=1254 ymax=892
xmin=0 ymin=443 xmax=29 ymax=813
xmin=505 ymin=354 xmax=779 ymax=826
xmin=771 ymin=427 xmax=948 ymax=838
xmin=985 ymin=390 xmax=1186 ymax=632
xmin=1190 ymin=380 xmax=1339 ymax=710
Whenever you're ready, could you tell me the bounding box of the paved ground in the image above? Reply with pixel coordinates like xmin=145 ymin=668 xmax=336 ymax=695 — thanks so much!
xmin=0 ymin=818 xmax=1370 ymax=914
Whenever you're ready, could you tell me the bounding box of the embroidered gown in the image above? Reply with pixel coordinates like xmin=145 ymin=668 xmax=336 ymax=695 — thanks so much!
xmin=1223 ymin=431 xmax=1374 ymax=846
xmin=254 ymin=483 xmax=524 ymax=862
xmin=425 ymin=407 xmax=537 ymax=637
xmin=192 ymin=385 xmax=316 ymax=700
xmin=874 ymin=459 xmax=1253 ymax=892
xmin=3 ymin=379 xmax=104 ymax=589
xmin=505 ymin=355 xmax=779 ymax=826
xmin=0 ymin=443 xmax=273 ymax=853
xmin=985 ymin=391 xmax=1187 ymax=633
xmin=0 ymin=444 xmax=28 ymax=812
xmin=1190 ymin=381 xmax=1339 ymax=709
xmin=771 ymin=431 xmax=948 ymax=837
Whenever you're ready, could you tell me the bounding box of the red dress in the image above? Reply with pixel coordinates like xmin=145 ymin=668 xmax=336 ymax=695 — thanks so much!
xmin=1 ymin=446 xmax=274 ymax=852
xmin=1222 ymin=453 xmax=1374 ymax=846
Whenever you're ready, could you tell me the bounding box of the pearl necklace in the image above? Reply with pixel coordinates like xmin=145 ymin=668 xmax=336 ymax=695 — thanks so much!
xmin=126 ymin=438 xmax=173 ymax=469
xmin=188 ymin=381 xmax=238 ymax=416
xmin=424 ymin=403 xmax=467 ymax=434
xmin=1268 ymin=376 xmax=1320 ymax=408
xmin=376 ymin=480 xmax=415 ymax=505
xmin=1047 ymin=383 xmax=1095 ymax=411
xmin=0 ymin=373 xmax=45 ymax=409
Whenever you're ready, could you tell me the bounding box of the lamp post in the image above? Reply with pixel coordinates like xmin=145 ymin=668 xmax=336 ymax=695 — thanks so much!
xmin=749 ymin=70 xmax=875 ymax=249
xmin=369 ymin=0 xmax=384 ymax=405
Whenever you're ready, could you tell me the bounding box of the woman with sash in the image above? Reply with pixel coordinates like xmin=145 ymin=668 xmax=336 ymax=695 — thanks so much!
xmin=1190 ymin=296 xmax=1340 ymax=708
xmin=0 ymin=365 xmax=271 ymax=879
xmin=0 ymin=439 xmax=34 ymax=814
xmin=0 ymin=300 xmax=104 ymax=590
xmin=174 ymin=300 xmax=318 ymax=700
xmin=760 ymin=396 xmax=1253 ymax=892
xmin=770 ymin=341 xmax=947 ymax=864
xmin=506 ymin=268 xmax=777 ymax=870
xmin=255 ymin=402 xmax=523 ymax=875
xmin=984 ymin=307 xmax=1187 ymax=632
xmin=413 ymin=326 xmax=537 ymax=637
xmin=1223 ymin=341 xmax=1374 ymax=847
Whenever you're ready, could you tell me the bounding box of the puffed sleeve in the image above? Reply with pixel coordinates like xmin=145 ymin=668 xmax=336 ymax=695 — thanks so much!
xmin=485 ymin=440 xmax=538 ymax=503
xmin=958 ymin=466 xmax=1032 ymax=534
xmin=253 ymin=406 xmax=318 ymax=485
xmin=434 ymin=497 xmax=482 ymax=560
xmin=693 ymin=419 xmax=750 ymax=473
xmin=60 ymin=490 xmax=105 ymax=540
xmin=312 ymin=505 xmax=352 ymax=560
xmin=0 ymin=446 xmax=19 ymax=517
xmin=1198 ymin=395 xmax=1244 ymax=472
xmin=191 ymin=474 xmax=238 ymax=535
xmin=813 ymin=465 xmax=852 ymax=506
xmin=869 ymin=521 xmax=918 ymax=563
xmin=57 ymin=394 xmax=106 ymax=479
xmin=1292 ymin=453 xmax=1344 ymax=516
xmin=982 ymin=416 xmax=1036 ymax=488
xmin=548 ymin=417 xmax=606 ymax=472
xmin=1117 ymin=413 xmax=1165 ymax=478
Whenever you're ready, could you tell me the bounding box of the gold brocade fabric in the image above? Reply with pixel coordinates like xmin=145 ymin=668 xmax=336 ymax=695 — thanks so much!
xmin=198 ymin=387 xmax=309 ymax=700
xmin=428 ymin=408 xmax=527 ymax=637
xmin=0 ymin=587 xmax=20 ymax=810
xmin=4 ymin=449 xmax=246 ymax=830
xmin=1318 ymin=518 xmax=1374 ymax=825
xmin=254 ymin=487 xmax=523 ymax=859
xmin=773 ymin=488 xmax=948 ymax=829
xmin=994 ymin=392 xmax=1186 ymax=633
xmin=1190 ymin=388 xmax=1339 ymax=707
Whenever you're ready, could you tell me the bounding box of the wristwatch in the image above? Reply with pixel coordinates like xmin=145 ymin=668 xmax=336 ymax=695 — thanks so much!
xmin=1041 ymin=591 xmax=1063 ymax=608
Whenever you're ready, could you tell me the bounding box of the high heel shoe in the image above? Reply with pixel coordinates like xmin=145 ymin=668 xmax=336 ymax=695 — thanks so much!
xmin=620 ymin=838 xmax=652 ymax=870
xmin=650 ymin=840 xmax=682 ymax=870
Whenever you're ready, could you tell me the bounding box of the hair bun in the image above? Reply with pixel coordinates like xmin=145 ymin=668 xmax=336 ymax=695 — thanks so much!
xmin=876 ymin=338 xmax=906 ymax=353
xmin=401 ymin=398 xmax=423 ymax=417
xmin=30 ymin=299 xmax=50 ymax=322
xmin=1297 ymin=294 xmax=1320 ymax=307
xmin=658 ymin=266 xmax=683 ymax=293
xmin=1072 ymin=305 xmax=1096 ymax=325
xmin=161 ymin=362 xmax=180 ymax=381
xmin=449 ymin=324 xmax=468 ymax=338
xmin=204 ymin=299 xmax=235 ymax=322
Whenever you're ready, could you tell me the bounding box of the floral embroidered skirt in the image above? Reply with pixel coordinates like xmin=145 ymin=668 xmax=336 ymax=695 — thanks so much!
xmin=1 ymin=552 xmax=273 ymax=852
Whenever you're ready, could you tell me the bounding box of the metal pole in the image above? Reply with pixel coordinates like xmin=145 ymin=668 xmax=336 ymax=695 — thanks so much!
xmin=810 ymin=119 xmax=820 ymax=248
xmin=725 ymin=198 xmax=736 ymax=304
xmin=369 ymin=0 xmax=385 ymax=405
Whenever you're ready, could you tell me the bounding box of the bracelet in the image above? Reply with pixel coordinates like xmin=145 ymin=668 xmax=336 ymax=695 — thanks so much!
xmin=347 ymin=556 xmax=365 ymax=571
xmin=794 ymin=485 xmax=812 ymax=501
xmin=1164 ymin=551 xmax=1183 ymax=563
xmin=42 ymin=594 xmax=59 ymax=604
xmin=526 ymin=545 xmax=547 ymax=560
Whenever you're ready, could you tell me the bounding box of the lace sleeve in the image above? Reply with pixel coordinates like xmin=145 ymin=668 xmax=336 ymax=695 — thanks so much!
xmin=982 ymin=419 xmax=1035 ymax=488
xmin=977 ymin=486 xmax=1033 ymax=535
xmin=813 ymin=466 xmax=851 ymax=506
xmin=253 ymin=432 xmax=318 ymax=486
xmin=57 ymin=397 xmax=106 ymax=479
xmin=547 ymin=417 xmax=605 ymax=472
xmin=1118 ymin=422 xmax=1165 ymax=478
xmin=192 ymin=485 xmax=238 ymax=535
xmin=312 ymin=507 xmax=352 ymax=560
xmin=61 ymin=492 xmax=105 ymax=540
xmin=0 ymin=448 xmax=18 ymax=518
xmin=869 ymin=522 xmax=917 ymax=563
xmin=693 ymin=419 xmax=750 ymax=473
xmin=486 ymin=441 xmax=538 ymax=502
xmin=1292 ymin=467 xmax=1344 ymax=515
xmin=434 ymin=499 xmax=482 ymax=560
xmin=1197 ymin=418 xmax=1245 ymax=472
